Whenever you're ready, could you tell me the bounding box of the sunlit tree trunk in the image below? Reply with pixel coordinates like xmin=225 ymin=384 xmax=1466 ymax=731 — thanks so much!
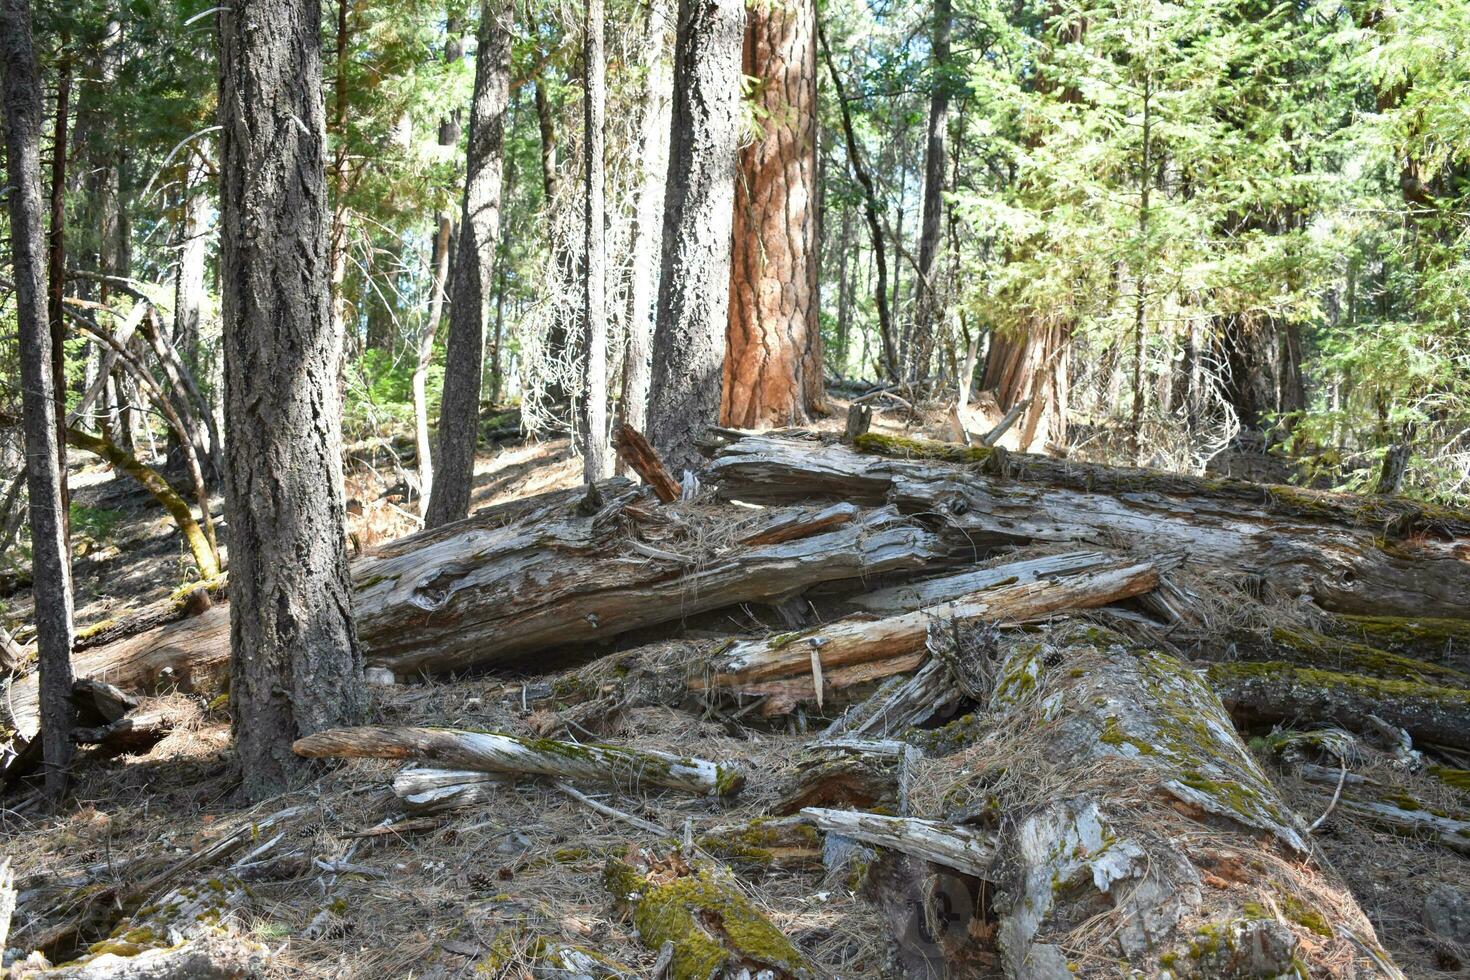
xmin=910 ymin=0 xmax=951 ymax=378
xmin=2 ymin=0 xmax=77 ymax=802
xmin=723 ymin=0 xmax=823 ymax=429
xmin=580 ymin=0 xmax=611 ymax=482
xmin=425 ymin=0 xmax=512 ymax=527
xmin=619 ymin=0 xmax=671 ymax=445
xmin=979 ymin=321 xmax=1070 ymax=452
xmin=218 ymin=0 xmax=365 ymax=799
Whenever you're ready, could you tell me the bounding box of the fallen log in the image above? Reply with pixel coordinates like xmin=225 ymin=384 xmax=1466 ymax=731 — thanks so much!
xmin=73 ymin=706 xmax=181 ymax=754
xmin=293 ymin=726 xmax=744 ymax=797
xmin=602 ymin=851 xmax=812 ymax=979
xmin=915 ymin=624 xmax=1399 ymax=977
xmin=1291 ymin=763 xmax=1470 ymax=853
xmin=695 ymin=816 xmax=824 ymax=871
xmin=708 ymin=433 xmax=1470 ymax=618
xmin=7 ymin=498 xmax=949 ymax=741
xmin=694 ymin=560 xmax=1159 ymax=714
xmin=1221 ymin=626 xmax=1470 ymax=688
xmin=818 ymin=659 xmax=960 ymax=739
xmin=392 ymin=766 xmax=511 ymax=815
xmin=1208 ymin=661 xmax=1470 ymax=751
xmin=1322 ymin=614 xmax=1470 ymax=671
xmin=847 ymin=549 xmax=1114 ymax=615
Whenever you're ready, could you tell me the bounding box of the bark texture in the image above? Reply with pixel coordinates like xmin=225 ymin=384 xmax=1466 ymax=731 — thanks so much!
xmin=908 ymin=0 xmax=951 ymax=376
xmin=580 ymin=0 xmax=612 ymax=482
xmin=218 ymin=0 xmax=365 ymax=798
xmin=425 ymin=0 xmax=512 ymax=526
xmin=723 ymin=0 xmax=823 ymax=429
xmin=978 ymin=320 xmax=1070 ymax=451
xmin=2 ymin=0 xmax=77 ymax=800
xmin=710 ymin=433 xmax=1470 ymax=618
xmin=646 ymin=0 xmax=744 ymax=470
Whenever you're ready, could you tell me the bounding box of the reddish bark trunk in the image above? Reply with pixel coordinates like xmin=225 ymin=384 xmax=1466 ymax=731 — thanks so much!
xmin=722 ymin=0 xmax=823 ymax=429
xmin=978 ymin=320 xmax=1070 ymax=452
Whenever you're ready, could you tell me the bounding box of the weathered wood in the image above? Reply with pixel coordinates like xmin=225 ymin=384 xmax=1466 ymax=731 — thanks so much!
xmin=818 ymin=659 xmax=959 ymax=739
xmin=696 ymin=815 xmax=824 ymax=870
xmin=709 ymin=433 xmax=1470 ymax=618
xmin=611 ymin=422 xmax=680 ymax=502
xmin=294 ymin=726 xmax=743 ymax=797
xmin=8 ymin=501 xmax=947 ymax=740
xmin=1209 ymin=661 xmax=1470 ymax=752
xmin=73 ymin=705 xmax=183 ymax=753
xmin=1322 ymin=614 xmax=1470 ymax=672
xmin=799 ymin=809 xmax=995 ymax=878
xmin=848 ymin=549 xmax=1113 ymax=615
xmin=696 ymin=561 xmax=1158 ymax=710
xmin=956 ymin=624 xmax=1399 ymax=977
xmin=70 ymin=678 xmax=138 ymax=724
xmin=775 ymin=738 xmax=917 ymax=815
xmin=603 ymin=852 xmax=812 ymax=979
xmin=392 ymin=766 xmax=511 ymax=815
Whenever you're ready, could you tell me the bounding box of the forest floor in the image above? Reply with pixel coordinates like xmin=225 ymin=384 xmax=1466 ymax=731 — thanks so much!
xmin=2 ymin=399 xmax=1467 ymax=978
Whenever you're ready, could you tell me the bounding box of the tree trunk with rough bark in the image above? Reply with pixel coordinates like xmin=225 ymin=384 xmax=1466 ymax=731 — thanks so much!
xmin=424 ymin=0 xmax=512 ymax=527
xmin=908 ymin=0 xmax=951 ymax=378
xmin=1 ymin=0 xmax=77 ymax=801
xmin=646 ymin=0 xmax=744 ymax=471
xmin=619 ymin=0 xmax=671 ymax=445
xmin=218 ymin=0 xmax=366 ymax=799
xmin=978 ymin=321 xmax=1070 ymax=452
xmin=723 ymin=0 xmax=823 ymax=430
xmin=580 ymin=0 xmax=612 ymax=483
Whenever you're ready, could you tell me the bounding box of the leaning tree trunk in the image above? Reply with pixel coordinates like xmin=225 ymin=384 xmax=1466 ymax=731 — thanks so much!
xmin=424 ymin=0 xmax=512 ymax=527
xmin=722 ymin=0 xmax=824 ymax=429
xmin=1 ymin=0 xmax=77 ymax=801
xmin=646 ymin=0 xmax=745 ymax=471
xmin=218 ymin=0 xmax=366 ymax=799
xmin=579 ymin=0 xmax=611 ymax=483
xmin=618 ymin=0 xmax=671 ymax=444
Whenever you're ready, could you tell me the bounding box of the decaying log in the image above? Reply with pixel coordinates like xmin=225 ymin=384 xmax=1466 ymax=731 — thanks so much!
xmin=611 ymin=422 xmax=680 ymax=503
xmin=73 ymin=706 xmax=180 ymax=753
xmin=695 ymin=560 xmax=1159 ymax=714
xmin=70 ymin=678 xmax=138 ymax=723
xmin=695 ymin=816 xmax=824 ymax=870
xmin=819 ymin=659 xmax=960 ymax=739
xmin=799 ymin=809 xmax=995 ymax=879
xmin=1291 ymin=764 xmax=1470 ymax=853
xmin=603 ymin=851 xmax=812 ymax=979
xmin=8 ymin=499 xmax=948 ymax=740
xmin=294 ymin=726 xmax=744 ymax=797
xmin=848 ymin=549 xmax=1113 ymax=615
xmin=392 ymin=766 xmax=511 ymax=815
xmin=1322 ymin=614 xmax=1470 ymax=672
xmin=1214 ymin=626 xmax=1470 ymax=688
xmin=774 ymin=738 xmax=916 ymax=816
xmin=1208 ymin=661 xmax=1470 ymax=751
xmin=708 ymin=433 xmax=1470 ymax=618
xmin=898 ymin=624 xmax=1400 ymax=977
xmin=23 ymin=879 xmax=266 ymax=979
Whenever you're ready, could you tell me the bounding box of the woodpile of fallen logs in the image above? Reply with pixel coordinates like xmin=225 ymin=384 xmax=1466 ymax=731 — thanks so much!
xmin=6 ymin=427 xmax=1470 ymax=976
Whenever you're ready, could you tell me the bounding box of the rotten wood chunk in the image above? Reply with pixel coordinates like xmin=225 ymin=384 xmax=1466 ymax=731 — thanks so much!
xmin=848 ymin=549 xmax=1114 ymax=615
xmin=774 ymin=738 xmax=917 ymax=816
xmin=696 ymin=815 xmax=824 ymax=871
xmin=294 ymin=726 xmax=744 ymax=797
xmin=602 ymin=850 xmax=813 ymax=979
xmin=1209 ymin=660 xmax=1470 ymax=752
xmin=611 ymin=422 xmax=681 ymax=503
xmin=73 ymin=706 xmax=178 ymax=754
xmin=392 ymin=766 xmax=512 ymax=815
xmin=820 ymin=659 xmax=961 ymax=740
xmin=708 ymin=432 xmax=1470 ymax=618
xmin=693 ymin=560 xmax=1159 ymax=715
xmin=70 ymin=678 xmax=138 ymax=724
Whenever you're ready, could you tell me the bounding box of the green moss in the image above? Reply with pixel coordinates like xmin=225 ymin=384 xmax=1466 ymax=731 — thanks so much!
xmin=1429 ymin=766 xmax=1470 ymax=792
xmin=1267 ymin=627 xmax=1470 ymax=686
xmin=852 ymin=432 xmax=994 ymax=465
xmin=1328 ymin=614 xmax=1470 ymax=657
xmin=1208 ymin=660 xmax=1470 ymax=709
xmin=554 ymin=846 xmax=590 ymax=863
xmin=603 ymin=860 xmax=810 ymax=980
xmin=1099 ymin=715 xmax=1157 ymax=756
xmin=1276 ymin=892 xmax=1332 ymax=938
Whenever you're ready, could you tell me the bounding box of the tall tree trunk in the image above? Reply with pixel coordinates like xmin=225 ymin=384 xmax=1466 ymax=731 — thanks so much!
xmin=46 ymin=34 xmax=70 ymax=525
xmin=646 ymin=0 xmax=744 ymax=471
xmin=424 ymin=0 xmax=512 ymax=527
xmin=1129 ymin=63 xmax=1152 ymax=464
xmin=909 ymin=0 xmax=950 ymax=379
xmin=327 ymin=0 xmax=352 ymax=354
xmin=1 ymin=0 xmax=77 ymax=802
xmin=580 ymin=0 xmax=611 ymax=483
xmin=531 ymin=64 xmax=571 ymax=420
xmin=218 ymin=0 xmax=365 ymax=799
xmin=619 ymin=0 xmax=671 ymax=444
xmin=412 ymin=15 xmax=468 ymax=514
xmin=171 ymin=154 xmax=212 ymax=471
xmin=817 ymin=21 xmax=897 ymax=380
xmin=834 ymin=203 xmax=853 ymax=376
xmin=723 ymin=0 xmax=823 ymax=429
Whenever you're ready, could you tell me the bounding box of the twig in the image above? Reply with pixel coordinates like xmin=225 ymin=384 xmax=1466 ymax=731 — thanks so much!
xmin=554 ymin=780 xmax=668 ymax=836
xmin=1307 ymin=760 xmax=1348 ymax=833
